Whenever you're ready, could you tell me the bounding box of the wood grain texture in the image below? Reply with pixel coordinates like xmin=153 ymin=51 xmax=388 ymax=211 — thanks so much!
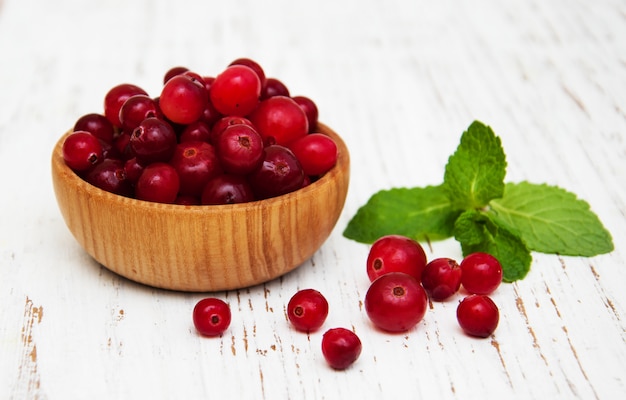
xmin=1 ymin=0 xmax=625 ymax=399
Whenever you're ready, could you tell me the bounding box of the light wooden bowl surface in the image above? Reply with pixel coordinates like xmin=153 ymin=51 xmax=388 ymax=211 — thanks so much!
xmin=51 ymin=123 xmax=350 ymax=292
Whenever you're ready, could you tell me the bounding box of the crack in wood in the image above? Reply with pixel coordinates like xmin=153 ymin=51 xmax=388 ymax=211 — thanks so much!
xmin=13 ymin=297 xmax=45 ymax=399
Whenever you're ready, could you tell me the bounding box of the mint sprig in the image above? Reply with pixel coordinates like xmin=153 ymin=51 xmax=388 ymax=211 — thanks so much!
xmin=343 ymin=120 xmax=614 ymax=281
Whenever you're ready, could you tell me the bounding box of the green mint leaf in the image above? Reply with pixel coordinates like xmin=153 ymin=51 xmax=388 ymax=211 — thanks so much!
xmin=488 ymin=181 xmax=614 ymax=256
xmin=443 ymin=121 xmax=507 ymax=209
xmin=454 ymin=209 xmax=532 ymax=282
xmin=343 ymin=185 xmax=462 ymax=244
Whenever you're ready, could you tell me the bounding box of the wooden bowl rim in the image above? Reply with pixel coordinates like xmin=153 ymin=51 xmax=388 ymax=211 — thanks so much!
xmin=51 ymin=122 xmax=349 ymax=215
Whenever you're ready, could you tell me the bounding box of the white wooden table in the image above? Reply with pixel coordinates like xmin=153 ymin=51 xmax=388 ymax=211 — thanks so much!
xmin=1 ymin=0 xmax=625 ymax=398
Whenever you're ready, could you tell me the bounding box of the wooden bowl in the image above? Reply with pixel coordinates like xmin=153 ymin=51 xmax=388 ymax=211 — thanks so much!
xmin=51 ymin=123 xmax=350 ymax=292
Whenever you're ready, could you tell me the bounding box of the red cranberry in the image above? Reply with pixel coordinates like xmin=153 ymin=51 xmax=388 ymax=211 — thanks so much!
xmin=200 ymin=174 xmax=255 ymax=205
xmin=193 ymin=298 xmax=231 ymax=337
xmin=209 ymin=116 xmax=255 ymax=145
xmin=229 ymin=57 xmax=266 ymax=88
xmin=287 ymin=289 xmax=329 ymax=333
xmin=159 ymin=74 xmax=208 ymax=125
xmin=169 ymin=141 xmax=222 ymax=197
xmin=421 ymin=258 xmax=462 ymax=301
xmin=216 ymin=124 xmax=264 ymax=175
xmin=460 ymin=252 xmax=503 ymax=295
xmin=84 ymin=159 xmax=133 ymax=197
xmin=366 ymin=235 xmax=428 ymax=283
xmin=321 ymin=328 xmax=362 ymax=370
xmin=248 ymin=96 xmax=308 ymax=146
xmin=179 ymin=121 xmax=212 ymax=144
xmin=364 ymin=272 xmax=428 ymax=333
xmin=292 ymin=95 xmax=319 ymax=132
xmin=248 ymin=145 xmax=304 ymax=200
xmin=129 ymin=117 xmax=177 ymax=164
xmin=287 ymin=133 xmax=337 ymax=176
xmin=103 ymin=83 xmax=148 ymax=128
xmin=62 ymin=131 xmax=104 ymax=172
xmin=73 ymin=113 xmax=115 ymax=144
xmin=135 ymin=162 xmax=180 ymax=204
xmin=118 ymin=94 xmax=162 ymax=132
xmin=209 ymin=65 xmax=261 ymax=117
xmin=457 ymin=294 xmax=499 ymax=338
xmin=261 ymin=77 xmax=290 ymax=99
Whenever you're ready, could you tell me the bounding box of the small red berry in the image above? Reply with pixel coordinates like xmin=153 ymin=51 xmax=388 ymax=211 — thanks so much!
xmin=364 ymin=272 xmax=428 ymax=332
xmin=287 ymin=133 xmax=338 ymax=176
xmin=62 ymin=131 xmax=104 ymax=172
xmin=209 ymin=65 xmax=261 ymax=117
xmin=460 ymin=252 xmax=503 ymax=295
xmin=321 ymin=328 xmax=362 ymax=370
xmin=366 ymin=235 xmax=427 ymax=282
xmin=287 ymin=289 xmax=329 ymax=333
xmin=193 ymin=298 xmax=231 ymax=337
xmin=248 ymin=96 xmax=308 ymax=146
xmin=421 ymin=258 xmax=462 ymax=301
xmin=456 ymin=294 xmax=499 ymax=338
xmin=135 ymin=162 xmax=180 ymax=204
xmin=160 ymin=74 xmax=208 ymax=125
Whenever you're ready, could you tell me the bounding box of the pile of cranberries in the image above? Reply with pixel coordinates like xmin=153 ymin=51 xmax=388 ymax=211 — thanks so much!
xmin=193 ymin=234 xmax=504 ymax=370
xmin=62 ymin=58 xmax=339 ymax=205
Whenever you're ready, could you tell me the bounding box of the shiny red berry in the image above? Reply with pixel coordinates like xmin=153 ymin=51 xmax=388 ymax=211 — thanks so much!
xmin=62 ymin=131 xmax=104 ymax=172
xmin=421 ymin=258 xmax=462 ymax=301
xmin=135 ymin=162 xmax=180 ymax=204
xmin=460 ymin=252 xmax=503 ymax=295
xmin=456 ymin=294 xmax=499 ymax=338
xmin=287 ymin=133 xmax=337 ymax=176
xmin=193 ymin=298 xmax=231 ymax=337
xmin=366 ymin=235 xmax=427 ymax=282
xmin=169 ymin=141 xmax=222 ymax=197
xmin=209 ymin=65 xmax=261 ymax=117
xmin=321 ymin=328 xmax=362 ymax=370
xmin=287 ymin=289 xmax=329 ymax=333
xmin=159 ymin=74 xmax=208 ymax=125
xmin=364 ymin=272 xmax=428 ymax=332
xmin=248 ymin=96 xmax=308 ymax=146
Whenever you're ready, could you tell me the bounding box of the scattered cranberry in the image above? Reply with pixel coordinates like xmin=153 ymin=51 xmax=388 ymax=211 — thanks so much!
xmin=321 ymin=328 xmax=362 ymax=370
xmin=460 ymin=252 xmax=503 ymax=295
xmin=365 ymin=235 xmax=427 ymax=282
xmin=421 ymin=258 xmax=462 ymax=301
xmin=456 ymin=294 xmax=499 ymax=338
xmin=364 ymin=272 xmax=428 ymax=332
xmin=287 ymin=289 xmax=329 ymax=333
xmin=193 ymin=298 xmax=231 ymax=337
